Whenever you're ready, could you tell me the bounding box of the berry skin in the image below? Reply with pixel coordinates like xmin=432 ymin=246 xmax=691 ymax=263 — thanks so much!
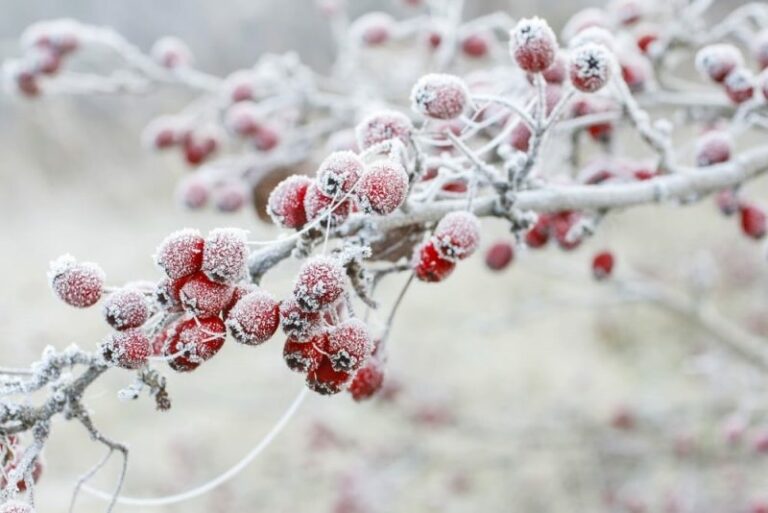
xmin=179 ymin=272 xmax=234 ymax=317
xmin=355 ymin=110 xmax=414 ymax=150
xmin=348 ymin=360 xmax=385 ymax=401
xmin=303 ymin=184 xmax=352 ymax=228
xmin=150 ymin=36 xmax=193 ymax=69
xmin=352 ymin=12 xmax=394 ymax=46
xmin=569 ymin=43 xmax=612 ymax=93
xmin=326 ymin=318 xmax=373 ymax=372
xmin=552 ymin=211 xmax=582 ymax=250
xmin=163 ymin=316 xmax=226 ymax=372
xmin=226 ymin=290 xmax=280 ymax=346
xmin=356 ymin=160 xmax=409 ymax=215
xmin=213 ymin=183 xmax=248 ymax=213
xmin=142 ymin=116 xmax=183 ymax=150
xmin=293 ymin=256 xmax=346 ymax=312
xmin=177 ymin=177 xmax=210 ymax=210
xmin=740 ymin=204 xmax=767 ymax=240
xmin=695 ymin=131 xmax=732 ymax=167
xmin=280 ymin=298 xmax=321 ymax=341
xmin=202 ymin=228 xmax=249 ymax=284
xmin=316 ymin=151 xmax=364 ymax=197
xmin=182 ymin=128 xmax=219 ymax=166
xmin=48 ymin=255 xmax=105 ymax=308
xmin=723 ymin=67 xmax=755 ymax=104
xmin=715 ymin=189 xmax=739 ymax=217
xmin=485 ymin=241 xmax=514 ymax=271
xmin=410 ymin=74 xmax=470 ymax=120
xmin=412 ymin=240 xmax=456 ymax=283
xmin=0 ymin=500 xmax=35 ymax=513
xmin=267 ymin=175 xmax=313 ymax=229
xmin=510 ymin=17 xmax=558 ymax=73
xmin=538 ymin=52 xmax=568 ymax=84
xmin=433 ymin=211 xmax=481 ymax=261
xmin=101 ymin=329 xmax=151 ymax=369
xmin=525 ymin=214 xmax=551 ymax=248
xmin=154 ymin=276 xmax=188 ymax=311
xmin=222 ymin=282 xmax=259 ymax=319
xmin=102 ymin=287 xmax=150 ymax=330
xmin=461 ymin=33 xmax=490 ymax=58
xmin=695 ymin=44 xmax=743 ymax=83
xmin=592 ymin=251 xmax=615 ymax=280
xmin=283 ymin=333 xmax=325 ymax=373
xmin=154 ymin=228 xmax=205 ymax=280
xmin=306 ymin=357 xmax=350 ymax=395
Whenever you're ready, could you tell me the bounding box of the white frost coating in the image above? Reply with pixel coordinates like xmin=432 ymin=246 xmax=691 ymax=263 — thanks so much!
xmin=350 ymin=12 xmax=395 ymax=45
xmin=569 ymin=43 xmax=611 ymax=93
xmin=509 ymin=17 xmax=557 ymax=72
xmin=327 ymin=318 xmax=373 ymax=372
xmin=225 ymin=291 xmax=279 ymax=345
xmin=292 ymin=256 xmax=346 ymax=312
xmin=724 ymin=67 xmax=754 ymax=92
xmin=47 ymin=254 xmax=105 ymax=308
xmin=695 ymin=44 xmax=743 ymax=82
xmin=154 ymin=228 xmax=204 ymax=279
xmin=0 ymin=500 xmax=35 ymax=513
xmin=267 ymin=175 xmax=312 ymax=229
xmin=356 ymin=160 xmax=409 ymax=215
xmin=316 ymin=151 xmax=365 ymax=196
xmin=568 ymin=26 xmax=615 ymax=51
xmin=355 ymin=110 xmax=414 ymax=150
xmin=433 ymin=211 xmax=481 ymax=261
xmin=410 ymin=73 xmax=470 ymax=120
xmin=202 ymin=228 xmax=249 ymax=284
xmin=150 ymin=36 xmax=193 ymax=68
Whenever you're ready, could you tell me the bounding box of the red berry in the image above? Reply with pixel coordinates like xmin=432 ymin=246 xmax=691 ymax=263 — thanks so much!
xmin=252 ymin=125 xmax=280 ymax=152
xmin=611 ymin=0 xmax=644 ymax=25
xmin=352 ymin=12 xmax=394 ymax=46
xmin=182 ymin=128 xmax=219 ymax=166
xmin=179 ymin=272 xmax=234 ymax=317
xmin=1 ymin=458 xmax=42 ymax=494
xmin=163 ymin=316 xmax=226 ymax=372
xmin=154 ymin=276 xmax=189 ymax=311
xmin=101 ymin=329 xmax=151 ymax=369
xmin=0 ymin=500 xmax=35 ymax=513
xmin=326 ymin=318 xmax=373 ymax=372
xmin=202 ymin=228 xmax=248 ymax=284
xmin=151 ymin=36 xmax=193 ymax=69
xmin=356 ymin=160 xmax=409 ymax=215
xmin=283 ymin=333 xmax=325 ymax=373
xmin=592 ymin=251 xmax=615 ymax=280
xmin=212 ymin=183 xmax=248 ymax=213
xmin=102 ymin=288 xmax=150 ymax=330
xmin=142 ymin=116 xmax=182 ymax=150
xmin=177 ymin=176 xmax=210 ymax=210
xmin=226 ymin=290 xmax=280 ymax=345
xmin=293 ymin=256 xmax=346 ymax=312
xmin=222 ymin=282 xmax=259 ymax=319
xmin=620 ymin=53 xmax=652 ymax=93
xmin=525 ymin=214 xmax=551 ymax=248
xmin=412 ymin=240 xmax=455 ymax=282
xmin=508 ymin=121 xmax=532 ymax=152
xmin=485 ymin=241 xmax=514 ymax=271
xmin=760 ymin=69 xmax=768 ymax=101
xmin=695 ymin=44 xmax=743 ymax=83
xmin=348 ymin=360 xmax=385 ymax=401
xmin=724 ymin=67 xmax=755 ymax=104
xmin=569 ymin=43 xmax=612 ymax=93
xmin=268 ymin=175 xmax=312 ymax=229
xmin=306 ymin=357 xmax=350 ymax=395
xmin=410 ymin=73 xmax=470 ymax=120
xmin=538 ymin=52 xmax=568 ymax=84
xmin=740 ymin=204 xmax=767 ymax=240
xmin=433 ymin=211 xmax=481 ymax=261
xmin=461 ymin=33 xmax=490 ymax=58
xmin=225 ymin=102 xmax=262 ymax=137
xmin=280 ymin=298 xmax=321 ymax=341
xmin=695 ymin=130 xmax=732 ymax=167
xmin=715 ymin=189 xmax=739 ymax=217
xmin=636 ymin=31 xmax=658 ymax=55
xmin=552 ymin=211 xmax=582 ymax=250
xmin=355 ymin=110 xmax=414 ymax=150
xmin=316 ymin=151 xmax=364 ymax=197
xmin=48 ymin=255 xmax=105 ymax=308
xmin=304 ymin=184 xmax=352 ymax=228
xmin=753 ymin=429 xmax=768 ymax=453
xmin=154 ymin=228 xmax=204 ymax=280
xmin=510 ymin=17 xmax=558 ymax=73
xmin=751 ymin=501 xmax=768 ymax=513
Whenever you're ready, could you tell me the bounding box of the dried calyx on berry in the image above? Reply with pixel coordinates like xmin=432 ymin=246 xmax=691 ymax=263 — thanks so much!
xmin=326 ymin=318 xmax=373 ymax=372
xmin=569 ymin=43 xmax=612 ymax=93
xmin=101 ymin=329 xmax=151 ymax=370
xmin=412 ymin=240 xmax=455 ymax=283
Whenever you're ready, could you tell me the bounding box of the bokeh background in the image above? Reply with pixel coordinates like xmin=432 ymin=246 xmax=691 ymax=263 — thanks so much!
xmin=2 ymin=1 xmax=768 ymax=512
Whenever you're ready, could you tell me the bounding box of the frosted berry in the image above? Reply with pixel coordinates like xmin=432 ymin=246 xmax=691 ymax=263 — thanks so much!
xmin=539 ymin=52 xmax=567 ymax=84
xmin=327 ymin=318 xmax=373 ymax=372
xmin=508 ymin=121 xmax=532 ymax=152
xmin=636 ymin=26 xmax=659 ymax=55
xmin=723 ymin=67 xmax=755 ymax=104
xmin=755 ymin=30 xmax=768 ymax=70
xmin=48 ymin=255 xmax=105 ymax=308
xmin=283 ymin=334 xmax=325 ymax=373
xmin=182 ymin=128 xmax=219 ymax=166
xmin=525 ymin=214 xmax=551 ymax=248
xmin=740 ymin=204 xmax=767 ymax=240
xmin=267 ymin=175 xmax=312 ymax=229
xmin=620 ymin=53 xmax=652 ymax=93
xmin=356 ymin=160 xmax=409 ymax=215
xmin=163 ymin=316 xmax=226 ymax=372
xmin=410 ymin=74 xmax=470 ymax=120
xmin=213 ymin=183 xmax=248 ymax=213
xmin=0 ymin=501 xmax=35 ymax=513
xmin=695 ymin=131 xmax=732 ymax=167
xmin=348 ymin=360 xmax=385 ymax=401
xmin=510 ymin=17 xmax=558 ymax=73
xmin=569 ymin=43 xmax=612 ymax=93
xmin=352 ymin=12 xmax=394 ymax=46
xmin=103 ymin=288 xmax=150 ymax=330
xmin=695 ymin=44 xmax=743 ymax=83
xmin=715 ymin=189 xmax=739 ymax=217
xmin=1 ymin=457 xmax=42 ymax=493
xmin=225 ymin=102 xmax=262 ymax=137
xmin=485 ymin=241 xmax=514 ymax=271
xmin=592 ymin=251 xmax=615 ymax=280
xmin=552 ymin=211 xmax=582 ymax=250
xmin=355 ymin=110 xmax=414 ymax=150
xmin=142 ymin=116 xmax=183 ymax=150
xmin=154 ymin=276 xmax=188 ymax=311
xmin=177 ymin=176 xmax=209 ymax=210
xmin=280 ymin=298 xmax=321 ymax=341
xmin=316 ymin=151 xmax=364 ymax=197
xmin=101 ymin=329 xmax=151 ymax=370
xmin=461 ymin=33 xmax=490 ymax=58
xmin=306 ymin=357 xmax=350 ymax=395
xmin=226 ymin=290 xmax=280 ymax=346
xmin=179 ymin=272 xmax=234 ymax=317
xmin=252 ymin=124 xmax=280 ymax=152
xmin=304 ymin=184 xmax=352 ymax=228
xmin=202 ymin=228 xmax=248 ymax=283
xmin=293 ymin=256 xmax=346 ymax=312
xmin=223 ymin=283 xmax=258 ymax=319
xmin=154 ymin=228 xmax=204 ymax=279
xmin=412 ymin=240 xmax=455 ymax=282
xmin=151 ymin=36 xmax=193 ymax=69
xmin=610 ymin=0 xmax=644 ymax=25
xmin=433 ymin=211 xmax=481 ymax=261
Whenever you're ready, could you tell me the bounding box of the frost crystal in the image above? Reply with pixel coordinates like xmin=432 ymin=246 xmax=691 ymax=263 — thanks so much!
xmin=268 ymin=175 xmax=312 ymax=229
xmin=433 ymin=211 xmax=481 ymax=261
xmin=293 ymin=256 xmax=346 ymax=312
xmin=226 ymin=290 xmax=280 ymax=345
xmin=202 ymin=228 xmax=249 ymax=283
xmin=316 ymin=151 xmax=365 ymax=197
xmin=102 ymin=287 xmax=150 ymax=330
xmin=48 ymin=254 xmax=105 ymax=308
xmin=695 ymin=44 xmax=743 ymax=83
xmin=510 ymin=17 xmax=557 ymax=73
xmin=355 ymin=110 xmax=414 ymax=150
xmin=356 ymin=160 xmax=409 ymax=215
xmin=154 ymin=228 xmax=204 ymax=279
xmin=410 ymin=74 xmax=470 ymax=120
xmin=179 ymin=272 xmax=234 ymax=317
xmin=280 ymin=298 xmax=321 ymax=341
xmin=569 ymin=43 xmax=611 ymax=93
xmin=101 ymin=329 xmax=150 ymax=370
xmin=327 ymin=318 xmax=373 ymax=372
xmin=0 ymin=500 xmax=35 ymax=513
xmin=695 ymin=131 xmax=732 ymax=167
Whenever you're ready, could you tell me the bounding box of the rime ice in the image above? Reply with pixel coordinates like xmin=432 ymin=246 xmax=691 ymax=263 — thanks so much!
xmin=433 ymin=211 xmax=481 ymax=261
xmin=695 ymin=44 xmax=743 ymax=83
xmin=101 ymin=329 xmax=151 ymax=370
xmin=280 ymin=298 xmax=321 ymax=341
xmin=202 ymin=228 xmax=249 ymax=283
xmin=102 ymin=287 xmax=150 ymax=330
xmin=327 ymin=318 xmax=373 ymax=372
xmin=569 ymin=43 xmax=612 ymax=93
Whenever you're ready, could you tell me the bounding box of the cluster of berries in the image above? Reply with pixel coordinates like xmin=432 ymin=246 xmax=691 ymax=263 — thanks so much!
xmin=411 ymin=211 xmax=481 ymax=283
xmin=695 ymin=42 xmax=768 ymax=104
xmin=0 ymin=436 xmax=42 ymax=495
xmin=524 ymin=211 xmax=585 ymax=251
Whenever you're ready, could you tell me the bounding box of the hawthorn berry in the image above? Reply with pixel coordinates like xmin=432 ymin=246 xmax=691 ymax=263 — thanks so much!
xmin=592 ymin=251 xmax=615 ymax=280
xmin=356 ymin=160 xmax=409 ymax=215
xmin=212 ymin=183 xmax=248 ymax=213
xmin=723 ymin=67 xmax=755 ymax=104
xmin=316 ymin=151 xmax=364 ymax=197
xmin=293 ymin=256 xmax=346 ymax=312
xmin=695 ymin=44 xmax=743 ymax=83
xmin=525 ymin=214 xmax=551 ymax=248
xmin=154 ymin=228 xmax=204 ymax=280
xmin=142 ymin=116 xmax=183 ymax=150
xmin=222 ymin=282 xmax=258 ymax=319
xmin=252 ymin=124 xmax=280 ymax=152
xmin=715 ymin=189 xmax=739 ymax=217
xmin=303 ymin=184 xmax=352 ymax=228
xmin=412 ymin=240 xmax=455 ymax=282
xmin=620 ymin=53 xmax=652 ymax=93
xmin=695 ymin=130 xmax=732 ymax=167
xmin=154 ymin=276 xmax=188 ymax=311
xmin=740 ymin=204 xmax=767 ymax=240
xmin=0 ymin=501 xmax=35 ymax=513
xmin=760 ymin=69 xmax=768 ymax=101
xmin=280 ymin=298 xmax=321 ymax=341
xmin=306 ymin=357 xmax=350 ymax=395
xmin=48 ymin=255 xmax=105 ymax=308
xmin=150 ymin=36 xmax=193 ymax=69
xmin=485 ymin=241 xmax=514 ymax=271
xmin=163 ymin=316 xmax=226 ymax=372
xmin=223 ymin=70 xmax=256 ymax=103
xmin=102 ymin=287 xmax=150 ymax=330
xmin=460 ymin=33 xmax=490 ymax=59
xmin=326 ymin=318 xmax=373 ymax=372
xmin=182 ymin=127 xmax=220 ymax=166
xmin=410 ymin=73 xmax=470 ymax=120
xmin=540 ymin=52 xmax=568 ymax=84
xmin=202 ymin=228 xmax=249 ymax=283
xmin=569 ymin=43 xmax=612 ymax=93
xmin=635 ymin=25 xmax=659 ymax=55
xmin=283 ymin=333 xmax=325 ymax=373
xmin=177 ymin=176 xmax=210 ymax=210
xmin=510 ymin=17 xmax=558 ymax=73
xmin=179 ymin=272 xmax=234 ymax=317
xmin=355 ymin=110 xmax=414 ymax=150
xmin=348 ymin=360 xmax=385 ymax=401
xmin=226 ymin=290 xmax=280 ymax=346
xmin=101 ymin=329 xmax=151 ymax=369
xmin=268 ymin=175 xmax=312 ymax=229
xmin=1 ymin=457 xmax=43 ymax=494
xmin=351 ymin=12 xmax=394 ymax=47
xmin=552 ymin=211 xmax=583 ymax=250
xmin=433 ymin=211 xmax=481 ymax=261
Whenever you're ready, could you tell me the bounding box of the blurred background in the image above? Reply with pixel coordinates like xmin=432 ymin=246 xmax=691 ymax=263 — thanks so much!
xmin=2 ymin=1 xmax=768 ymax=512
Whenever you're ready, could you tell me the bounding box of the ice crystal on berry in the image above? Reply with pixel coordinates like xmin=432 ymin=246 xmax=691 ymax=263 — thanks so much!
xmin=355 ymin=110 xmax=414 ymax=150
xmin=510 ymin=17 xmax=558 ymax=73
xmin=316 ymin=151 xmax=364 ymax=197
xmin=226 ymin=290 xmax=280 ymax=345
xmin=154 ymin=228 xmax=205 ymax=280
xmin=48 ymin=254 xmax=105 ymax=308
xmin=410 ymin=73 xmax=470 ymax=120
xmin=202 ymin=228 xmax=249 ymax=283
xmin=293 ymin=256 xmax=346 ymax=312
xmin=356 ymin=160 xmax=409 ymax=215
